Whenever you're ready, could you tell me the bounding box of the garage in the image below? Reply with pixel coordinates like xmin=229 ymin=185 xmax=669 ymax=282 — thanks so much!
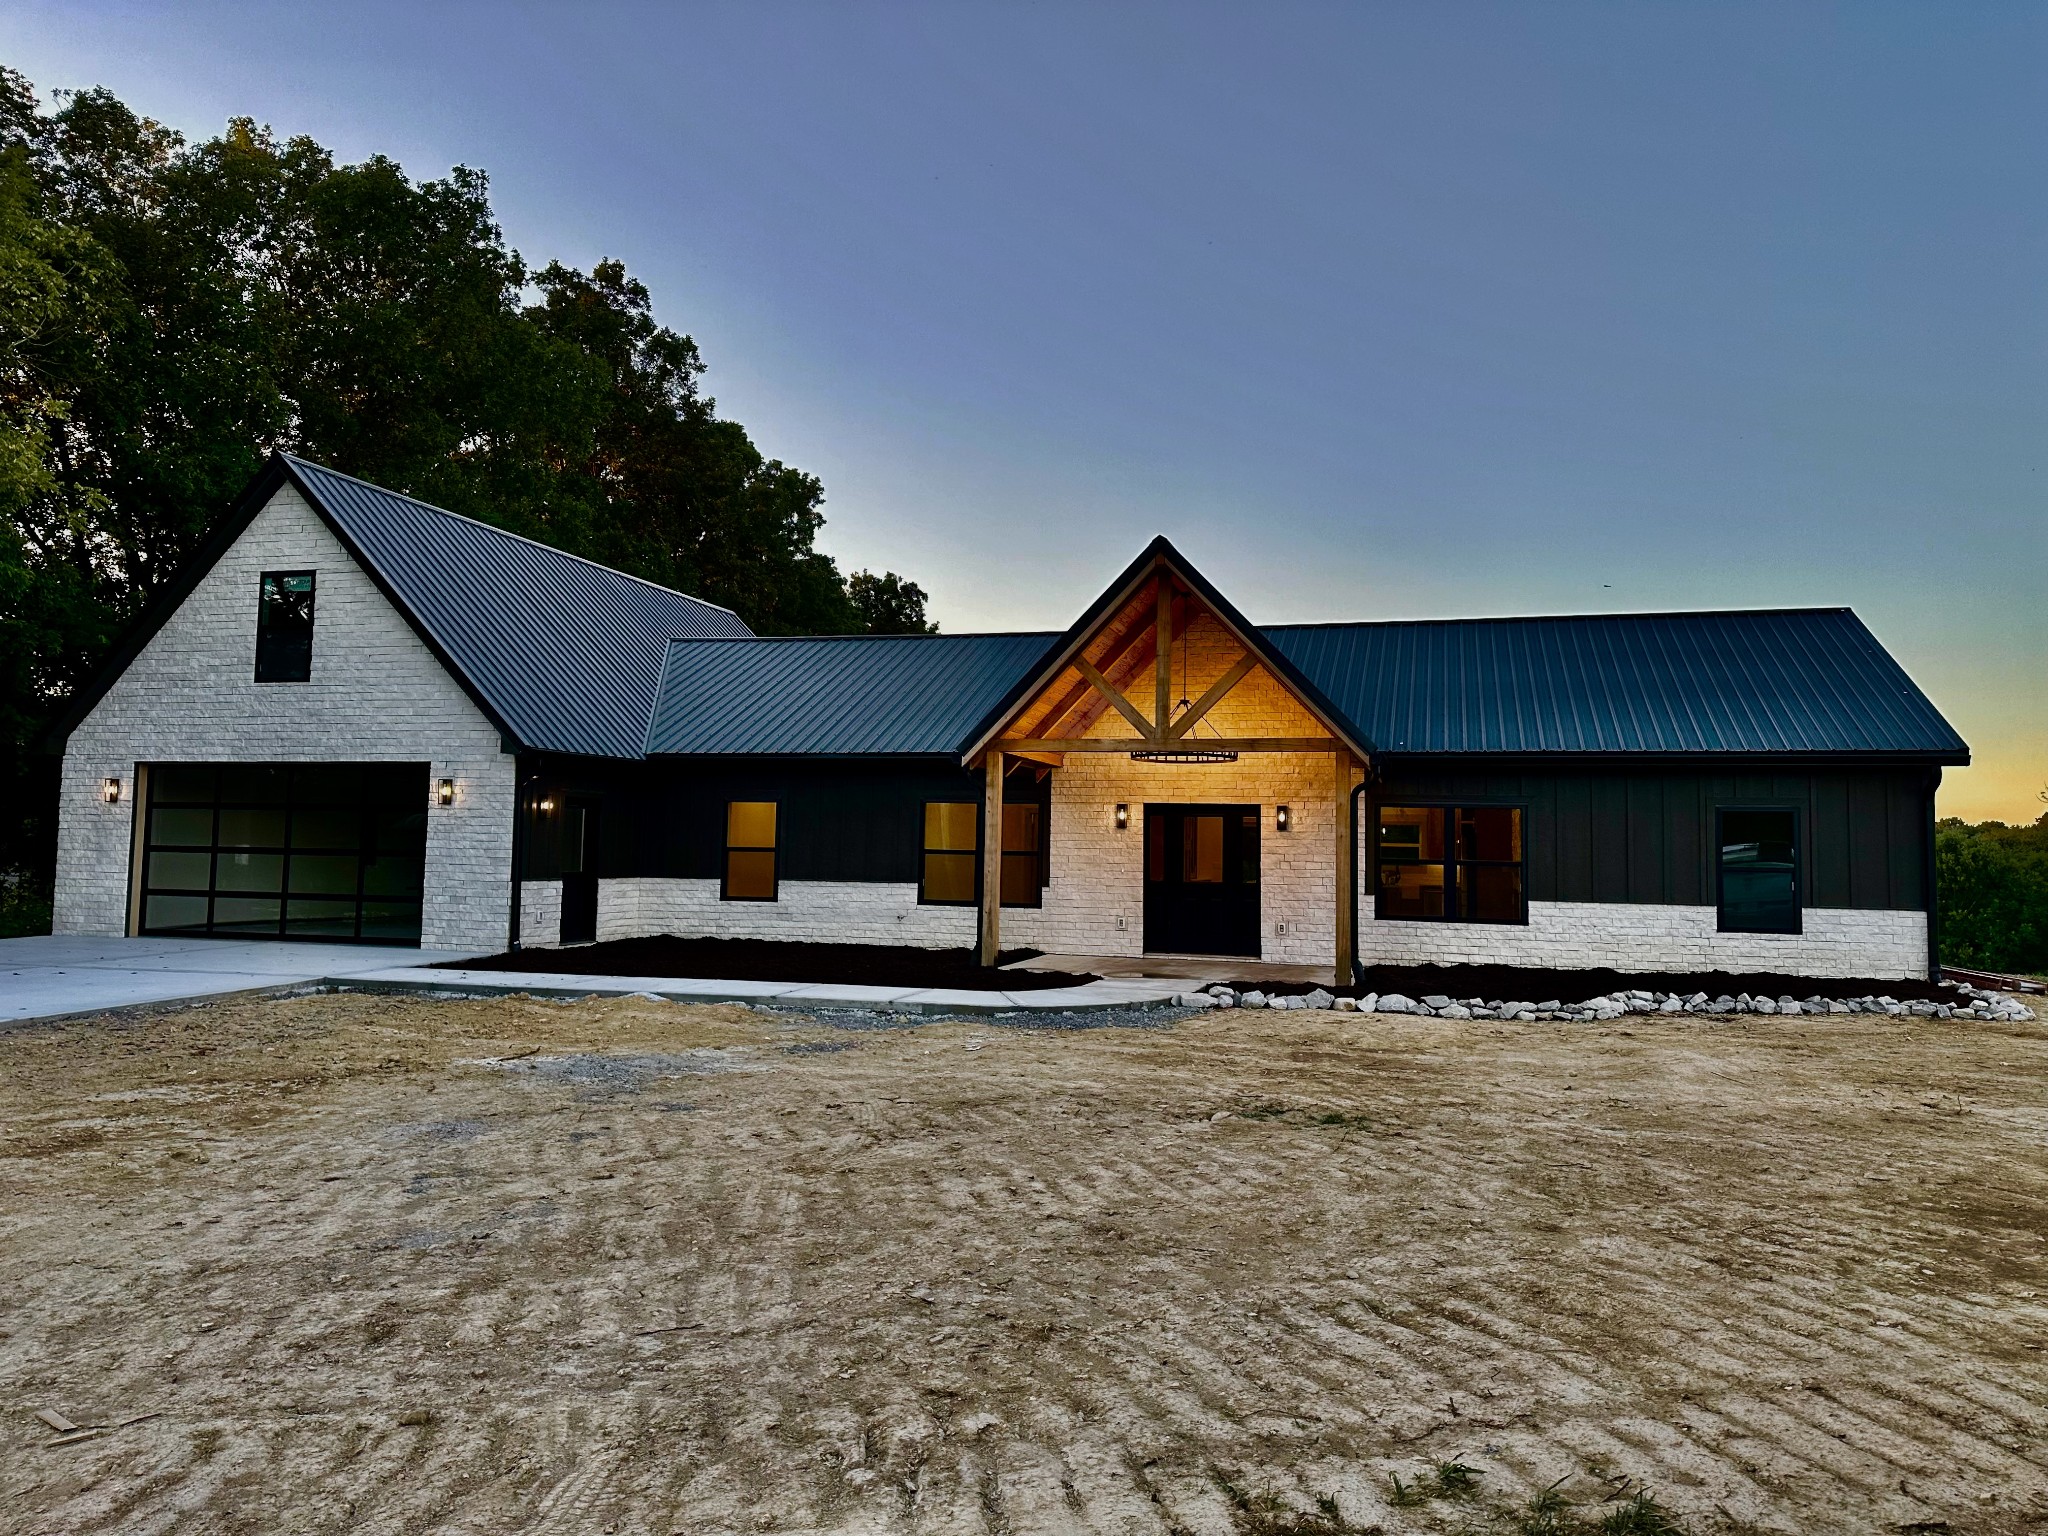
xmin=137 ymin=763 xmax=429 ymax=943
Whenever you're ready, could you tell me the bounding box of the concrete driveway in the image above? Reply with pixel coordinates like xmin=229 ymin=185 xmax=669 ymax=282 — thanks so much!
xmin=2 ymin=934 xmax=485 ymax=1027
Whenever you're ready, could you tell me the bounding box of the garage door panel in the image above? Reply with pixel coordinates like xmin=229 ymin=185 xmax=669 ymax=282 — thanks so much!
xmin=139 ymin=762 xmax=429 ymax=944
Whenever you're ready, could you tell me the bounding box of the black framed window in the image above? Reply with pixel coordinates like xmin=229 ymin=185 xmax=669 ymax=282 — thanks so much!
xmin=921 ymin=802 xmax=977 ymax=904
xmin=1375 ymin=804 xmax=1524 ymax=923
xmin=255 ymin=571 xmax=315 ymax=682
xmin=999 ymin=802 xmax=1042 ymax=908
xmin=1717 ymin=807 xmax=1800 ymax=934
xmin=723 ymin=801 xmax=778 ymax=900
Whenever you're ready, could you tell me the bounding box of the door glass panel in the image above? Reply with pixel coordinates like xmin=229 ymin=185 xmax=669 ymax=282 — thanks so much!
xmin=216 ymin=851 xmax=285 ymax=893
xmin=211 ymin=897 xmax=281 ymax=933
xmin=217 ymin=765 xmax=288 ymax=803
xmin=147 ymin=850 xmax=213 ymax=890
xmin=151 ymin=807 xmax=214 ymax=846
xmin=152 ymin=765 xmax=215 ymax=803
xmin=562 ymin=807 xmax=589 ymax=875
xmin=361 ymin=902 xmax=424 ymax=942
xmin=1238 ymin=813 xmax=1260 ymax=884
xmin=218 ymin=807 xmax=287 ymax=847
xmin=1182 ymin=815 xmax=1224 ymax=883
xmin=293 ymin=764 xmax=362 ymax=804
xmin=144 ymin=894 xmax=209 ymax=932
xmin=285 ymin=899 xmax=357 ymax=937
xmin=290 ymin=854 xmax=359 ymax=895
xmin=363 ymin=853 xmax=424 ymax=897
xmin=1146 ymin=813 xmax=1165 ymax=882
xmin=292 ymin=805 xmax=360 ymax=849
xmin=999 ymin=853 xmax=1039 ymax=905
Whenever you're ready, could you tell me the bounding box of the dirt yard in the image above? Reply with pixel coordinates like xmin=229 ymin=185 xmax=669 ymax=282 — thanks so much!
xmin=2 ymin=991 xmax=2045 ymax=1536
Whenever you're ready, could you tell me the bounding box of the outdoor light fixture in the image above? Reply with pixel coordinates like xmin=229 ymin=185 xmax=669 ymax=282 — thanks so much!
xmin=1275 ymin=805 xmax=1291 ymax=833
xmin=1114 ymin=803 xmax=1129 ymax=831
xmin=436 ymin=778 xmax=456 ymax=807
xmin=101 ymin=777 xmax=122 ymax=804
xmin=537 ymin=796 xmax=556 ymax=814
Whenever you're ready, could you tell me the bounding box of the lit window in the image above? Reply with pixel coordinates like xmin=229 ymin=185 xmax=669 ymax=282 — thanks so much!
xmin=724 ymin=801 xmax=777 ymax=901
xmin=922 ymin=802 xmax=978 ymax=904
xmin=1718 ymin=808 xmax=1799 ymax=934
xmin=1375 ymin=805 xmax=1524 ymax=924
xmin=255 ymin=571 xmax=315 ymax=682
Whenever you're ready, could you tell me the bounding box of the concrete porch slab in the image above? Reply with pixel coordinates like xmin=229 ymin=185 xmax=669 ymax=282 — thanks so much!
xmin=1005 ymin=951 xmax=1328 ymax=985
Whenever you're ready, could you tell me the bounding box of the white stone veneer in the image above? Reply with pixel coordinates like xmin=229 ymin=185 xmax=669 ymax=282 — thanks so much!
xmin=596 ymin=878 xmax=977 ymax=948
xmin=55 ymin=484 xmax=515 ymax=951
xmin=1358 ymin=897 xmax=1927 ymax=980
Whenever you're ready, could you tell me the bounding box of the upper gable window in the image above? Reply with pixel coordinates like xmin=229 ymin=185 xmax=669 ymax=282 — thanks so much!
xmin=255 ymin=571 xmax=315 ymax=682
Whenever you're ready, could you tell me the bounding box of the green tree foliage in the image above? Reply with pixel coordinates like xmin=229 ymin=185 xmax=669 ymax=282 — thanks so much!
xmin=1936 ymin=804 xmax=2048 ymax=976
xmin=0 ymin=66 xmax=931 ymax=915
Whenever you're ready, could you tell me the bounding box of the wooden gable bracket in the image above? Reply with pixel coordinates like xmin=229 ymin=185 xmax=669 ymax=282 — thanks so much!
xmin=1167 ymin=650 xmax=1258 ymax=740
xmin=1073 ymin=654 xmax=1156 ymax=739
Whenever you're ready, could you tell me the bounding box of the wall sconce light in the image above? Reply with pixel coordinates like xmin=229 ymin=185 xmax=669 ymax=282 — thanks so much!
xmin=436 ymin=778 xmax=456 ymax=807
xmin=537 ymin=795 xmax=556 ymax=814
xmin=102 ymin=777 xmax=122 ymax=804
xmin=1114 ymin=803 xmax=1129 ymax=831
xmin=1275 ymin=804 xmax=1291 ymax=833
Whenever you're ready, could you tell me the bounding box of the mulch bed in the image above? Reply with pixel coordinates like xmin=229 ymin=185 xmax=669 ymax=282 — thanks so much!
xmin=433 ymin=935 xmax=1098 ymax=992
xmin=1260 ymin=963 xmax=1952 ymax=1004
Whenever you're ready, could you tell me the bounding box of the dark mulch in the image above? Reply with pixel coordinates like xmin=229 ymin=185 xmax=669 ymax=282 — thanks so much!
xmin=434 ymin=935 xmax=1098 ymax=991
xmin=1257 ymin=963 xmax=1951 ymax=1004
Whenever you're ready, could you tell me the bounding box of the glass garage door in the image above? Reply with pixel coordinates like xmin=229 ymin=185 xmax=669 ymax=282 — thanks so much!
xmin=140 ymin=763 xmax=429 ymax=943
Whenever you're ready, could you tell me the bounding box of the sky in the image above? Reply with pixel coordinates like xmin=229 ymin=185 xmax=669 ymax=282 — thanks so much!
xmin=5 ymin=2 xmax=2043 ymax=820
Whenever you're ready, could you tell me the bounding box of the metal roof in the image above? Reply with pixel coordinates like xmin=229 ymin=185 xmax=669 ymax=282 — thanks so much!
xmin=645 ymin=632 xmax=1059 ymax=756
xmin=1264 ymin=608 xmax=1968 ymax=759
xmin=286 ymin=457 xmax=755 ymax=757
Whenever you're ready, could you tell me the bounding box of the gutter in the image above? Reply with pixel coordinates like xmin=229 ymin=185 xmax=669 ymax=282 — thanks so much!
xmin=1923 ymin=766 xmax=1943 ymax=982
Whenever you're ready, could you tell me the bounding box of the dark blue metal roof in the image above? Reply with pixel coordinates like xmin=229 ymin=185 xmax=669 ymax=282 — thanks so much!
xmin=645 ymin=632 xmax=1059 ymax=755
xmin=287 ymin=457 xmax=754 ymax=757
xmin=1264 ymin=608 xmax=1967 ymax=758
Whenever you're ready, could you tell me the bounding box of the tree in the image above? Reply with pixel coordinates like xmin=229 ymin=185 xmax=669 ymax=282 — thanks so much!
xmin=848 ymin=569 xmax=937 ymax=634
xmin=0 ymin=67 xmax=936 ymax=930
xmin=1936 ymin=813 xmax=2048 ymax=976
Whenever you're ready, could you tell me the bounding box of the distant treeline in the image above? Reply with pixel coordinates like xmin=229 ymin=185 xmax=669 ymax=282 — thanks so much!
xmin=0 ymin=66 xmax=934 ymax=898
xmin=1937 ymin=804 xmax=2048 ymax=977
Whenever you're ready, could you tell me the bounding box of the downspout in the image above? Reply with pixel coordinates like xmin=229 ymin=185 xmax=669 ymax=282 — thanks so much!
xmin=1347 ymin=777 xmax=1372 ymax=989
xmin=1923 ymin=766 xmax=1943 ymax=982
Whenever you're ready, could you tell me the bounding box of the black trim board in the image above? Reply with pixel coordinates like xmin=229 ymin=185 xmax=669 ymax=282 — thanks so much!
xmin=41 ymin=454 xmax=522 ymax=754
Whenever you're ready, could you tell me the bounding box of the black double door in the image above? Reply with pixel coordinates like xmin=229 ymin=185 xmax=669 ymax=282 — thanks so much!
xmin=1143 ymin=803 xmax=1261 ymax=957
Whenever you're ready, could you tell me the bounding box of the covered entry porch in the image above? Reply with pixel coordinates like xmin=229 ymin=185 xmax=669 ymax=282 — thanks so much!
xmin=961 ymin=539 xmax=1374 ymax=987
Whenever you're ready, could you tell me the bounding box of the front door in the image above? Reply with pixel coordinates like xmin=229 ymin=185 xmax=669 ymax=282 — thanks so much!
xmin=559 ymin=798 xmax=599 ymax=944
xmin=1143 ymin=804 xmax=1260 ymax=957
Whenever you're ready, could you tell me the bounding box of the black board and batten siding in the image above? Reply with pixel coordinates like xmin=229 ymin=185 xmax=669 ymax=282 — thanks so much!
xmin=518 ymin=757 xmax=1049 ymax=887
xmin=1370 ymin=760 xmax=1935 ymax=912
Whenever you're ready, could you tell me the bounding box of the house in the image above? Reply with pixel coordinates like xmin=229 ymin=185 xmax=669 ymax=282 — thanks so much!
xmin=48 ymin=456 xmax=1970 ymax=984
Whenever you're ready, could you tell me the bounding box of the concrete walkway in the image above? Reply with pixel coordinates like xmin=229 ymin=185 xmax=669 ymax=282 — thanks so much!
xmin=1 ymin=935 xmax=487 ymax=1026
xmin=2 ymin=936 xmax=1192 ymax=1025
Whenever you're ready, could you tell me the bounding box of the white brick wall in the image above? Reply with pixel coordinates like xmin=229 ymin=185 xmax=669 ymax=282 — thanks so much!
xmin=55 ymin=485 xmax=515 ymax=951
xmin=1001 ymin=753 xmax=1344 ymax=964
xmin=595 ymin=878 xmax=977 ymax=948
xmin=518 ymin=879 xmax=564 ymax=948
xmin=1358 ymin=897 xmax=1927 ymax=979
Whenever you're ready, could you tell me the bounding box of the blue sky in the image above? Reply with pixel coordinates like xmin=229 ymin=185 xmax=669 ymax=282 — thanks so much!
xmin=6 ymin=2 xmax=2043 ymax=818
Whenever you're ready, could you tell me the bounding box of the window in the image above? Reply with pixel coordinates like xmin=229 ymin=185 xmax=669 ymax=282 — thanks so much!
xmin=1718 ymin=808 xmax=1799 ymax=934
xmin=1375 ymin=805 xmax=1524 ymax=923
xmin=724 ymin=801 xmax=777 ymax=900
xmin=1000 ymin=802 xmax=1042 ymax=907
xmin=255 ymin=571 xmax=315 ymax=682
xmin=922 ymin=802 xmax=978 ymax=904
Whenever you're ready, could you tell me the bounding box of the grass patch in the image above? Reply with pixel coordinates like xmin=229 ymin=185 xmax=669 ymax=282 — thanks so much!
xmin=1214 ymin=1474 xmax=1376 ymax=1535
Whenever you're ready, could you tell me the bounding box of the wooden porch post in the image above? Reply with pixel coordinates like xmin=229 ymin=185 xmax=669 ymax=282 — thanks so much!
xmin=979 ymin=752 xmax=1005 ymax=967
xmin=1333 ymin=753 xmax=1362 ymax=988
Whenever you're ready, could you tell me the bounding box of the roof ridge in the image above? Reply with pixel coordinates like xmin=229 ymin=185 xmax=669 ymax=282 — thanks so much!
xmin=1264 ymin=606 xmax=1857 ymax=630
xmin=663 ymin=629 xmax=1060 ymax=645
xmin=283 ymin=453 xmax=745 ymax=623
